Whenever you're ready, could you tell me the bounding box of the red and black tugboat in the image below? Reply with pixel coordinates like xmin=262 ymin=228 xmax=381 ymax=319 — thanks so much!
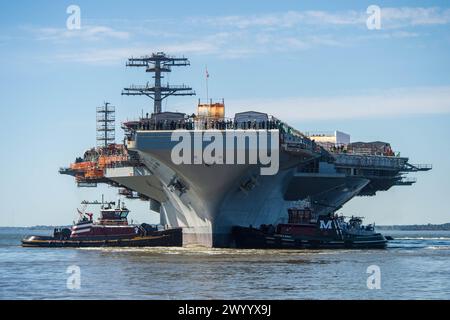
xmin=232 ymin=203 xmax=387 ymax=249
xmin=22 ymin=199 xmax=182 ymax=248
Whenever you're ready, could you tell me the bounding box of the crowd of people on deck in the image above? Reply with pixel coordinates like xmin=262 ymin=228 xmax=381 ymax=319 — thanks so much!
xmin=136 ymin=117 xmax=286 ymax=131
xmin=124 ymin=115 xmax=322 ymax=153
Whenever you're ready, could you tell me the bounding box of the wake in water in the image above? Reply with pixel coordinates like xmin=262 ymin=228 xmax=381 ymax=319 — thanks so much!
xmin=425 ymin=246 xmax=450 ymax=250
xmin=78 ymin=246 xmax=322 ymax=255
xmin=386 ymin=234 xmax=450 ymax=250
xmin=393 ymin=237 xmax=450 ymax=240
xmin=72 ymin=233 xmax=450 ymax=253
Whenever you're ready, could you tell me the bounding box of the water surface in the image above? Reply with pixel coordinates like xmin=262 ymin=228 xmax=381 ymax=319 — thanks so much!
xmin=1 ymin=228 xmax=449 ymax=299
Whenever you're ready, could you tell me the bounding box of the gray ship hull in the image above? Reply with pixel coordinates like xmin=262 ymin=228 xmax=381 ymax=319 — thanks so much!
xmin=106 ymin=130 xmax=369 ymax=247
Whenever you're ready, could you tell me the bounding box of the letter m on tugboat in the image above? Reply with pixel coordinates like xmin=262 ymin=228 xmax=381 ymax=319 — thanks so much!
xmin=319 ymin=220 xmax=333 ymax=230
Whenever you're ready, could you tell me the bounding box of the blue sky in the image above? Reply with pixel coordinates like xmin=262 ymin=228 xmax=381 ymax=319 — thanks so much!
xmin=0 ymin=0 xmax=449 ymax=226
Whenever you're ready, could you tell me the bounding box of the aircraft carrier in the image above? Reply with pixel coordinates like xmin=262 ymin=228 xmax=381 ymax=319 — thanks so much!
xmin=60 ymin=52 xmax=432 ymax=247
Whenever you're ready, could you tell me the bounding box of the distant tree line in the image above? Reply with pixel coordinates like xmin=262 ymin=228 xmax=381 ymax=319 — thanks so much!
xmin=377 ymin=223 xmax=450 ymax=231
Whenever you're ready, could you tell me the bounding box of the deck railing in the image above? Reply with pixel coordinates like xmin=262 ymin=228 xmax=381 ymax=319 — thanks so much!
xmin=333 ymin=153 xmax=408 ymax=169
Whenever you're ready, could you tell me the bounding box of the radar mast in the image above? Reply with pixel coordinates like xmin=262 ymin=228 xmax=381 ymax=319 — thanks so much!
xmin=96 ymin=102 xmax=115 ymax=148
xmin=122 ymin=52 xmax=196 ymax=114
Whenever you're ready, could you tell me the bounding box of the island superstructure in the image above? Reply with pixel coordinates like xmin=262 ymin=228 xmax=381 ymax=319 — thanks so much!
xmin=60 ymin=52 xmax=431 ymax=247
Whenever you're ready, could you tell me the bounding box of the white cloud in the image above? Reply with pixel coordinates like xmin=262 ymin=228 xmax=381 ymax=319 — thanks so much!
xmin=196 ymin=7 xmax=450 ymax=30
xmin=56 ymin=40 xmax=220 ymax=64
xmin=32 ymin=25 xmax=130 ymax=42
xmin=191 ymin=10 xmax=364 ymax=29
xmin=226 ymin=86 xmax=450 ymax=120
xmin=53 ymin=30 xmax=354 ymax=63
xmin=23 ymin=6 xmax=450 ymax=63
xmin=381 ymin=7 xmax=450 ymax=28
xmin=57 ymin=47 xmax=137 ymax=64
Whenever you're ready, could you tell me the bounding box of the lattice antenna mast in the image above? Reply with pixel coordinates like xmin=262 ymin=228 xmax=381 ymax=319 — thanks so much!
xmin=122 ymin=52 xmax=196 ymax=114
xmin=96 ymin=102 xmax=115 ymax=147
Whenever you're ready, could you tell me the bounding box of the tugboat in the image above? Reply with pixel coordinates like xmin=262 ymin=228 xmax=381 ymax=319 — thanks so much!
xmin=22 ymin=199 xmax=182 ymax=248
xmin=232 ymin=203 xmax=387 ymax=249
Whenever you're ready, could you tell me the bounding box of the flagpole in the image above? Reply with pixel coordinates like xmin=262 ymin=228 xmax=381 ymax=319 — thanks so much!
xmin=206 ymin=65 xmax=209 ymax=104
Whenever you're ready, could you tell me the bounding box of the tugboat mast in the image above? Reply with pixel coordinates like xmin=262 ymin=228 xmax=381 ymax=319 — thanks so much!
xmin=122 ymin=52 xmax=196 ymax=115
